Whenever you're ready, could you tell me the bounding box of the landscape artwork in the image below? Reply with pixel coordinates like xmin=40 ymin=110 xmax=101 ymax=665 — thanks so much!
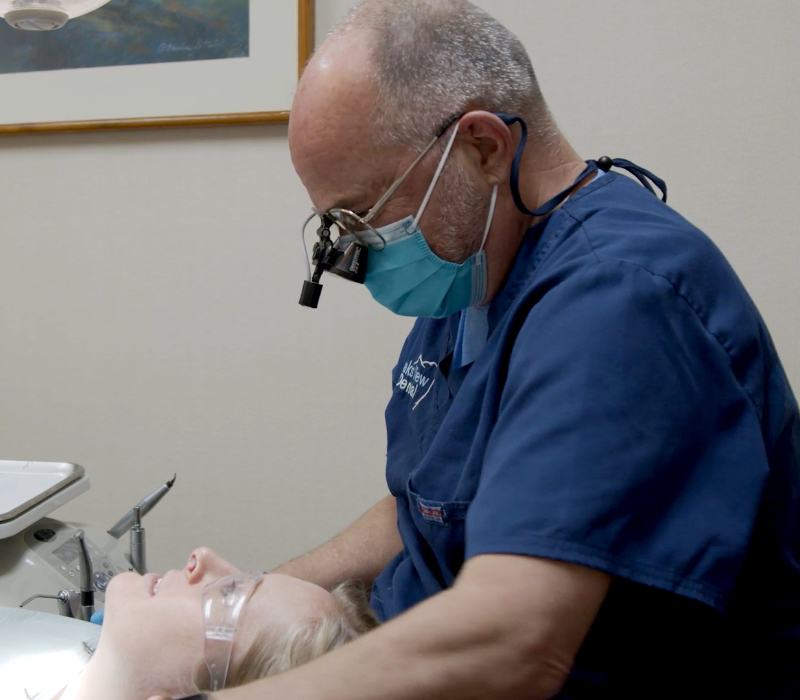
xmin=0 ymin=0 xmax=249 ymax=75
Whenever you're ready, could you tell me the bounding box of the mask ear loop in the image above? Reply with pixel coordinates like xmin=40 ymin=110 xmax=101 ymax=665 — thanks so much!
xmin=479 ymin=184 xmax=499 ymax=252
xmin=413 ymin=120 xmax=461 ymax=227
xmin=365 ymin=134 xmax=440 ymax=225
xmin=472 ymin=184 xmax=498 ymax=307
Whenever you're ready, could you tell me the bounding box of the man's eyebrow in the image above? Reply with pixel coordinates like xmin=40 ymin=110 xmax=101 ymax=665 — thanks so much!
xmin=314 ymin=199 xmax=370 ymax=215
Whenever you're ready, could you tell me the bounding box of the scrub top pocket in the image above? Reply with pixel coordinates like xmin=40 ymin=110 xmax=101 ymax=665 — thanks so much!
xmin=405 ymin=479 xmax=471 ymax=588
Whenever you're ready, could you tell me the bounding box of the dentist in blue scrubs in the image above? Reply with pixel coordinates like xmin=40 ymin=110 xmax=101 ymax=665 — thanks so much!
xmin=205 ymin=2 xmax=800 ymax=699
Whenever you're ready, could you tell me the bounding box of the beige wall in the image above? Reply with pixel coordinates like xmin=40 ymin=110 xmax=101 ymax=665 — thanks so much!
xmin=1 ymin=1 xmax=797 ymax=573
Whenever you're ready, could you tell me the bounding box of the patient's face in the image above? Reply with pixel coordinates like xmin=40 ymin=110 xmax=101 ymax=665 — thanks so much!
xmin=100 ymin=548 xmax=336 ymax=697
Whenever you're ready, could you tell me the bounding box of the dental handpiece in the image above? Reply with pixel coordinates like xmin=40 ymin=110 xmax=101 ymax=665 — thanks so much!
xmin=75 ymin=530 xmax=95 ymax=621
xmin=130 ymin=506 xmax=146 ymax=574
xmin=107 ymin=473 xmax=176 ymax=539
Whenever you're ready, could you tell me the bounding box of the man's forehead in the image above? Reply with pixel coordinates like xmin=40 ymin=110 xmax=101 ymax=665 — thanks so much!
xmin=290 ymin=115 xmax=384 ymax=211
xmin=306 ymin=156 xmax=396 ymax=214
xmin=290 ymin=34 xmax=416 ymax=213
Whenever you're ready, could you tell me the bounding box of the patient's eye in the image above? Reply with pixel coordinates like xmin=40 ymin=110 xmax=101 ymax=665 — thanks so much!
xmin=220 ymin=580 xmax=237 ymax=604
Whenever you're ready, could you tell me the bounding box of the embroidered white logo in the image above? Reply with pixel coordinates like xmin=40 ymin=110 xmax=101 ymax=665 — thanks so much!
xmin=396 ymin=355 xmax=437 ymax=410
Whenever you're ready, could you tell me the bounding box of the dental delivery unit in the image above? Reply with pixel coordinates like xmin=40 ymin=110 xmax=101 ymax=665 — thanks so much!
xmin=0 ymin=460 xmax=175 ymax=696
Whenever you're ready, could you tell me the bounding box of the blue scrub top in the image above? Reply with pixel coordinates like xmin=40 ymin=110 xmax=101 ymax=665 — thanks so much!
xmin=371 ymin=171 xmax=800 ymax=697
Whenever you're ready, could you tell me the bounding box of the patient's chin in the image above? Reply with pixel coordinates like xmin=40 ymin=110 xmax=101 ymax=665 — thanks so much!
xmin=97 ymin=593 xmax=205 ymax=698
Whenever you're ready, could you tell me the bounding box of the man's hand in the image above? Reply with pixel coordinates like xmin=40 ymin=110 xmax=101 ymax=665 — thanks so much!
xmin=212 ymin=554 xmax=611 ymax=700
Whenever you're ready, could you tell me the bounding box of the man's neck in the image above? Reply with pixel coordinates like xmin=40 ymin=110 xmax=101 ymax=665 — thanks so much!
xmin=482 ymin=136 xmax=586 ymax=304
xmin=518 ymin=137 xmax=588 ymax=218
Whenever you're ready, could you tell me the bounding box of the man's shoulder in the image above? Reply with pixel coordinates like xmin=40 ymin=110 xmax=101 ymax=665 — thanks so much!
xmin=526 ymin=174 xmax=764 ymax=356
xmin=563 ymin=173 xmax=739 ymax=296
xmin=499 ymin=174 xmax=779 ymax=417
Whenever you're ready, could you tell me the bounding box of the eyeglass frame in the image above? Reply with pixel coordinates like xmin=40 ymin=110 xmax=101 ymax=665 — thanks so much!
xmin=201 ymin=572 xmax=263 ymax=691
xmin=307 ymin=112 xmax=466 ymax=252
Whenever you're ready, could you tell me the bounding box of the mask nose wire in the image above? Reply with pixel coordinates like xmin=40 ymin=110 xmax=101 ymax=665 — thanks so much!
xmin=301 ymin=212 xmax=316 ymax=282
xmin=413 ymin=121 xmax=461 ymax=227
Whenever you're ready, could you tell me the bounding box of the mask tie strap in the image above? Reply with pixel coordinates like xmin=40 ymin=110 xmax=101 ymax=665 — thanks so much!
xmin=413 ymin=120 xmax=461 ymax=226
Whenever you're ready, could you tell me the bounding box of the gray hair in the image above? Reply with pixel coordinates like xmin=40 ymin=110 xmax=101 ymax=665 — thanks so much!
xmin=329 ymin=0 xmax=556 ymax=148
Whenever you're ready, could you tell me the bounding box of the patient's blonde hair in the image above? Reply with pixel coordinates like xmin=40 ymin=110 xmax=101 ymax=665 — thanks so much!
xmin=224 ymin=580 xmax=379 ymax=687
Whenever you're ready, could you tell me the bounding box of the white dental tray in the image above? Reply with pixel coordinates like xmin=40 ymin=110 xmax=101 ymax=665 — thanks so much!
xmin=0 ymin=461 xmax=89 ymax=540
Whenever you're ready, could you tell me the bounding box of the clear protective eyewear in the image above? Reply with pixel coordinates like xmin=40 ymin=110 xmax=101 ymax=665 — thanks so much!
xmin=202 ymin=572 xmax=262 ymax=691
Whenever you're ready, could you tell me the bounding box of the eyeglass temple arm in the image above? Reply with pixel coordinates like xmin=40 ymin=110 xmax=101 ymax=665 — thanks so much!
xmin=362 ymin=133 xmax=440 ymax=223
xmin=364 ymin=111 xmax=464 ymax=223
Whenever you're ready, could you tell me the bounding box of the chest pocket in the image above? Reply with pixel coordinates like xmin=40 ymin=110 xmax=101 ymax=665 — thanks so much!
xmin=406 ymin=478 xmax=471 ymax=587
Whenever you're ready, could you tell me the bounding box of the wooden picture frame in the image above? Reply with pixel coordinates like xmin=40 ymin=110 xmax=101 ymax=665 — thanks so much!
xmin=0 ymin=0 xmax=314 ymax=135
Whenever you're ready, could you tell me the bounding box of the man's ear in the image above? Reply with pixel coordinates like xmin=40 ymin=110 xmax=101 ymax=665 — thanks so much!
xmin=456 ymin=111 xmax=515 ymax=186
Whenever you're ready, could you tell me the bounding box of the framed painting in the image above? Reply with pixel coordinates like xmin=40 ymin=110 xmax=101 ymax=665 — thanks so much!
xmin=0 ymin=0 xmax=315 ymax=134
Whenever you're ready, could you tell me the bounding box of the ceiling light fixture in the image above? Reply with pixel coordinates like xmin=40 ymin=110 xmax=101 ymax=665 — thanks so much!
xmin=0 ymin=1 xmax=112 ymax=31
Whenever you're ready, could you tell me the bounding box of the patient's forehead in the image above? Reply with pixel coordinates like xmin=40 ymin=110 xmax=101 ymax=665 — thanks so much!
xmin=260 ymin=573 xmax=335 ymax=614
xmin=240 ymin=573 xmax=337 ymax=645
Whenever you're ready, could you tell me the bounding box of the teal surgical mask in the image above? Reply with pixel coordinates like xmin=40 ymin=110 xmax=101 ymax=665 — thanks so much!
xmin=361 ymin=124 xmax=499 ymax=319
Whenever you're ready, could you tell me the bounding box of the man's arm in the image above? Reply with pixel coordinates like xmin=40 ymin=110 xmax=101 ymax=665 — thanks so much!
xmin=273 ymin=494 xmax=403 ymax=589
xmin=217 ymin=554 xmax=611 ymax=700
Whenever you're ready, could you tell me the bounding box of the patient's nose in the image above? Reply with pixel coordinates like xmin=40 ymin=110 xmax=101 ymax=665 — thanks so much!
xmin=185 ymin=547 xmax=240 ymax=583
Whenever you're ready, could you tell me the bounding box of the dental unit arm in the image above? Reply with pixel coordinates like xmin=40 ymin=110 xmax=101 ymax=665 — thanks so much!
xmin=107 ymin=473 xmax=176 ymax=539
xmin=0 ymin=461 xmax=176 ymax=621
xmin=105 ymin=473 xmax=176 ymax=576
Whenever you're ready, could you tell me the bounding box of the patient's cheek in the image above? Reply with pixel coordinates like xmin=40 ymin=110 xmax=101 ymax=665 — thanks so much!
xmin=102 ymin=575 xmax=130 ymax=621
xmin=105 ymin=571 xmax=142 ymax=605
xmin=102 ymin=574 xmax=156 ymax=641
xmin=106 ymin=571 xmax=129 ymax=594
